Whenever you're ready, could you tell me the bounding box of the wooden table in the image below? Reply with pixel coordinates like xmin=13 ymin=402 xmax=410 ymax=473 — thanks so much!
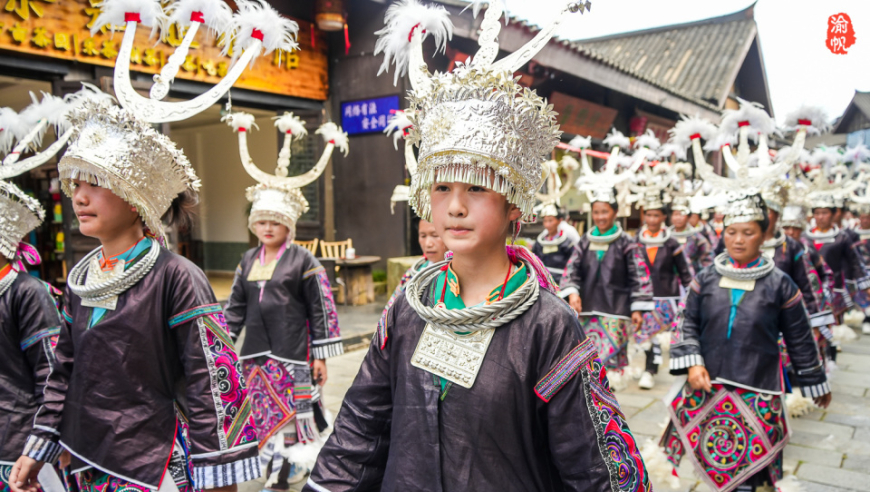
xmin=334 ymin=256 xmax=381 ymax=306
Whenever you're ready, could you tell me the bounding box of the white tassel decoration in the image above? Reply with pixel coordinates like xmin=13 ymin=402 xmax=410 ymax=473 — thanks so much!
xmin=785 ymin=391 xmax=816 ymax=418
xmin=273 ymin=112 xmax=308 ymax=139
xmin=843 ymin=309 xmax=864 ymax=329
xmin=226 ymin=0 xmax=299 ymax=63
xmin=0 ymin=108 xmax=30 ymax=154
xmin=605 ymin=369 xmax=628 ymax=392
xmin=222 ymin=112 xmax=259 ymax=132
xmin=633 ymin=129 xmax=661 ymax=151
xmin=775 ymin=474 xmax=805 ymax=492
xmin=831 ymin=324 xmax=858 ymax=343
xmin=167 ymin=0 xmax=233 ymax=36
xmin=91 ymin=0 xmax=167 ymax=38
xmin=317 ymin=122 xmax=350 ymax=157
xmin=784 ymin=105 xmax=830 ymax=136
xmin=568 ymin=135 xmax=591 ymax=149
xmin=374 ymin=0 xmax=454 ymax=84
xmin=384 ymin=110 xmax=414 ymax=150
xmin=639 ymin=439 xmax=682 ymax=491
xmin=603 ymin=129 xmax=630 ymax=150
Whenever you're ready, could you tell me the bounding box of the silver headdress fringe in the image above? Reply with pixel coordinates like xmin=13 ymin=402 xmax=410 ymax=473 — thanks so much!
xmin=0 ymin=180 xmax=45 ymax=260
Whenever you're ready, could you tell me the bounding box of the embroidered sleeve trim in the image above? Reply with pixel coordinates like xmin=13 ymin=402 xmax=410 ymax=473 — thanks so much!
xmin=169 ymin=303 xmax=223 ymax=329
xmin=535 ymin=338 xmax=598 ymax=403
xmin=193 ymin=455 xmax=260 ymax=489
xmin=20 ymin=326 xmax=61 ymax=350
xmin=303 ymin=266 xmax=326 ymax=279
xmin=311 ymin=339 xmax=345 ymax=360
xmin=62 ymin=308 xmax=73 ymax=324
xmin=800 ymin=382 xmax=831 ymax=398
xmin=781 ymin=291 xmax=803 ymax=309
xmin=23 ymin=434 xmax=63 ymax=463
xmin=810 ymin=311 xmax=835 ymax=328
xmin=670 ymin=354 xmax=704 ymax=370
xmin=689 ymin=278 xmax=701 ymax=294
xmin=559 ymin=286 xmax=580 ymax=298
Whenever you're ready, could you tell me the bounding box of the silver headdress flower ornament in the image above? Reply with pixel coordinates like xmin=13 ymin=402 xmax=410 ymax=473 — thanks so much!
xmin=224 ymin=111 xmax=349 ymax=237
xmin=58 ymin=99 xmax=202 ymax=242
xmin=575 ymin=128 xmax=650 ymax=209
xmin=0 ymin=83 xmax=115 ymax=180
xmin=95 ymin=0 xmax=297 ymax=123
xmin=384 ymin=109 xmax=419 ymax=213
xmin=0 ymin=180 xmax=45 ymax=265
xmin=374 ymin=0 xmax=590 ymax=222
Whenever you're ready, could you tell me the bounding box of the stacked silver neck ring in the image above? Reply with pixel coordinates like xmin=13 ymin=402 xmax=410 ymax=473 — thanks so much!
xmin=638 ymin=226 xmax=670 ymax=246
xmin=405 ymin=258 xmax=540 ymax=332
xmin=713 ymin=253 xmax=775 ymax=281
xmin=588 ymin=224 xmax=623 ymax=244
xmin=0 ymin=269 xmax=18 ymax=297
xmin=68 ymin=238 xmax=160 ymax=302
xmin=805 ymin=225 xmax=839 ymax=241
xmin=763 ymin=230 xmax=786 ymax=249
xmin=670 ymin=224 xmax=701 ymax=238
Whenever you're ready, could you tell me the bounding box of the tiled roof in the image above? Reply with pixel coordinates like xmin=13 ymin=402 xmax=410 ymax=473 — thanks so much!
xmin=833 ymin=91 xmax=870 ymax=133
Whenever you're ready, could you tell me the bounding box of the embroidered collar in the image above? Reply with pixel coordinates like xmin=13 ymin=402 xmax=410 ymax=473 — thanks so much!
xmin=97 ymin=237 xmax=150 ymax=272
xmin=638 ymin=226 xmax=670 ymax=246
xmin=258 ymin=242 xmax=288 ymax=266
xmin=437 ymin=262 xmax=527 ymax=309
xmin=806 ymin=225 xmax=840 ymax=241
xmin=763 ymin=229 xmax=787 ymax=249
xmin=536 ymin=229 xmax=568 ymax=247
xmin=587 ymin=224 xmax=622 ymax=244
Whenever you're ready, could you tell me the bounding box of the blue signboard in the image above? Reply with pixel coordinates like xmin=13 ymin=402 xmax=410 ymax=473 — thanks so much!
xmin=341 ymin=95 xmax=401 ymax=136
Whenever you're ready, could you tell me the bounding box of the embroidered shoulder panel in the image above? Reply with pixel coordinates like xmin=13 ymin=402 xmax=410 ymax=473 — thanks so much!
xmin=535 ymin=338 xmax=598 ymax=403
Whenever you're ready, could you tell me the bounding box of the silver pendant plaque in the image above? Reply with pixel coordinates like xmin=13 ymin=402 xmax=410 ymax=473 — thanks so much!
xmin=79 ymin=256 xmax=122 ymax=310
xmin=411 ymin=323 xmax=495 ymax=389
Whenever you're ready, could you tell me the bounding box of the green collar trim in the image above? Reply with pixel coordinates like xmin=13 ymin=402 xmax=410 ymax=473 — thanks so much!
xmin=432 ymin=262 xmax=528 ymax=310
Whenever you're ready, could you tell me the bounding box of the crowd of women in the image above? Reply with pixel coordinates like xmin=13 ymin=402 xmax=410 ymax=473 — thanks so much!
xmin=1 ymin=1 xmax=868 ymax=492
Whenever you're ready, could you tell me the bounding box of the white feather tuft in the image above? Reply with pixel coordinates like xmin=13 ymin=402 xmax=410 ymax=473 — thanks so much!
xmin=167 ymin=0 xmax=233 ymax=35
xmin=568 ymin=135 xmax=591 ymax=149
xmin=374 ymin=0 xmax=453 ymax=85
xmin=633 ymin=129 xmax=661 ymax=151
xmin=720 ymin=98 xmax=777 ymax=137
xmin=272 ymin=112 xmax=308 ymax=139
xmin=463 ymin=0 xmax=507 ymax=18
xmin=658 ymin=143 xmax=687 ymax=161
xmin=639 ymin=439 xmax=681 ymax=491
xmin=603 ymin=129 xmax=630 ymax=149
xmin=843 ymin=309 xmax=864 ymax=328
xmin=222 ymin=111 xmax=259 ymax=132
xmin=225 ymin=0 xmax=299 ymax=63
xmin=775 ymin=145 xmax=811 ymax=164
xmin=809 ymin=147 xmax=842 ymax=169
xmin=775 ymin=474 xmax=805 ymax=492
xmin=384 ymin=110 xmax=414 ymax=150
xmin=843 ymin=144 xmax=870 ymax=164
xmin=784 ymin=105 xmax=830 ymax=136
xmin=831 ymin=324 xmax=858 ymax=343
xmin=18 ymin=92 xmax=69 ymax=148
xmin=91 ymin=0 xmax=167 ymax=38
xmin=669 ymin=115 xmax=718 ymax=149
xmin=605 ymin=369 xmax=628 ymax=391
xmin=0 ymin=107 xmax=28 ymax=154
xmin=317 ymin=122 xmax=350 ymax=157
xmin=703 ymin=132 xmax=737 ymax=152
xmin=785 ymin=391 xmax=816 ymax=418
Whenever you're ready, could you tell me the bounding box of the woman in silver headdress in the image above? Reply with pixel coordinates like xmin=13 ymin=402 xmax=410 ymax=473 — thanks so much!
xmin=663 ymin=193 xmax=830 ymax=492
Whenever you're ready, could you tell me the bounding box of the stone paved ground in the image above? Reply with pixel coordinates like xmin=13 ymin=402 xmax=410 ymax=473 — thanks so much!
xmin=243 ymin=324 xmax=870 ymax=492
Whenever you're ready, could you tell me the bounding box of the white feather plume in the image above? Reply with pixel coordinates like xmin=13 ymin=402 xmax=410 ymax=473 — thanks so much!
xmin=317 ymin=122 xmax=349 ymax=157
xmin=463 ymin=0 xmax=507 ymax=18
xmin=384 ymin=110 xmax=414 ymax=150
xmin=774 ymin=145 xmax=811 ymax=164
xmin=784 ymin=105 xmax=830 ymax=136
xmin=639 ymin=439 xmax=681 ymax=491
xmin=843 ymin=144 xmax=870 ymax=164
xmin=374 ymin=0 xmax=453 ymax=85
xmin=703 ymin=132 xmax=737 ymax=152
xmin=18 ymin=92 xmax=69 ymax=148
xmin=272 ymin=112 xmax=307 ymax=139
xmin=568 ymin=135 xmax=591 ymax=149
xmin=167 ymin=0 xmax=233 ymax=35
xmin=91 ymin=0 xmax=168 ymax=38
xmin=720 ymin=98 xmax=777 ymax=138
xmin=222 ymin=111 xmax=259 ymax=132
xmin=832 ymin=324 xmax=858 ymax=343
xmin=61 ymin=83 xmax=116 ymax=135
xmin=603 ymin=129 xmax=630 ymax=149
xmin=0 ymin=108 xmax=28 ymax=154
xmin=657 ymin=143 xmax=686 ymax=161
xmin=775 ymin=475 xmax=805 ymax=492
xmin=809 ymin=147 xmax=841 ymax=169
xmin=225 ymin=0 xmax=299 ymax=63
xmin=633 ymin=129 xmax=661 ymax=151
xmin=669 ymin=115 xmax=718 ymax=149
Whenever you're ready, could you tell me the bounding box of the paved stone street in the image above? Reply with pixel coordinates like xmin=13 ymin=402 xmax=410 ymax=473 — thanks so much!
xmin=243 ymin=324 xmax=870 ymax=492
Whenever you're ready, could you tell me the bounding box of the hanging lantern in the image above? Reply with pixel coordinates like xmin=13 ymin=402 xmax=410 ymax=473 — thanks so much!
xmin=315 ymin=0 xmax=345 ymax=32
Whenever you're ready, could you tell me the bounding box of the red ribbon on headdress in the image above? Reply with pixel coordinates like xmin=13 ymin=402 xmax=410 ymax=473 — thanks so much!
xmin=13 ymin=242 xmax=41 ymax=272
xmin=689 ymin=133 xmax=701 ymax=140
xmin=190 ymin=11 xmax=205 ymax=23
xmin=737 ymin=121 xmax=750 ymax=127
xmin=125 ymin=12 xmax=141 ymax=23
xmin=797 ymin=119 xmax=812 ymax=126
xmin=251 ymin=28 xmax=264 ymax=41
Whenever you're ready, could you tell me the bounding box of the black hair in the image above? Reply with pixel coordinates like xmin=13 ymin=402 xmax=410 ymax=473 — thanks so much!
xmin=811 ymin=207 xmax=837 ymax=214
xmin=162 ymin=189 xmax=199 ymax=234
xmin=755 ymin=195 xmax=770 ymax=233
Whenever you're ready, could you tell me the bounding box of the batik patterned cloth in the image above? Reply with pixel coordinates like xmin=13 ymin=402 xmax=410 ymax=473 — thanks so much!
xmin=635 ymin=298 xmax=679 ymax=345
xmin=579 ymin=314 xmax=631 ymax=369
xmin=244 ymin=361 xmax=296 ymax=448
xmin=660 ymin=383 xmax=788 ymax=492
xmin=846 ymin=280 xmax=870 ymax=314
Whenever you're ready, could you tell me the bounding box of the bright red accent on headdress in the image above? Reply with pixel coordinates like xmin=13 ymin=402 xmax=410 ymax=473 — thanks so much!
xmin=190 ymin=11 xmax=205 ymax=23
xmin=737 ymin=121 xmax=750 ymax=127
xmin=329 ymin=140 xmax=336 ymax=144
xmin=344 ymin=23 xmax=351 ymax=55
xmin=689 ymin=133 xmax=701 ymax=140
xmin=251 ymin=28 xmax=264 ymax=41
xmin=286 ymin=130 xmax=293 ymax=134
xmin=125 ymin=12 xmax=141 ymax=23
xmin=408 ymin=23 xmax=426 ymax=42
xmin=238 ymin=128 xmax=247 ymax=132
xmin=798 ymin=119 xmax=812 ymax=126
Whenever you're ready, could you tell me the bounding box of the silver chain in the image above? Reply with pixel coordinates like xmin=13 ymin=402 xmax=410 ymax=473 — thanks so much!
xmin=713 ymin=253 xmax=775 ymax=281
xmin=0 ymin=269 xmax=18 ymax=298
xmin=405 ymin=258 xmax=540 ymax=332
xmin=67 ymin=239 xmax=160 ymax=302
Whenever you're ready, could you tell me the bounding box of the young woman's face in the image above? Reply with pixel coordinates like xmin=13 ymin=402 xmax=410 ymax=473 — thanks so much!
xmin=591 ymin=201 xmax=617 ymax=232
xmin=429 ymin=182 xmax=520 ymax=257
xmin=722 ymin=220 xmax=764 ymax=264
xmin=542 ymin=216 xmax=561 ymax=237
xmin=253 ymin=220 xmax=290 ymax=248
xmin=783 ymin=226 xmax=803 ymax=240
xmin=813 ymin=208 xmax=834 ymax=230
xmin=671 ymin=210 xmax=688 ymax=230
xmin=72 ymin=180 xmax=141 ymax=241
xmin=688 ymin=213 xmax=701 ymax=227
xmin=860 ymin=214 xmax=870 ymax=230
xmin=417 ymin=219 xmax=448 ymax=264
xmin=643 ymin=209 xmax=666 ymax=232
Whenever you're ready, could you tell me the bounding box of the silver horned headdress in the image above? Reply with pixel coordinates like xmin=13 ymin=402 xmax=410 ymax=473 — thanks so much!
xmin=574 ymin=129 xmax=649 ymax=207
xmin=374 ymin=0 xmax=589 ymax=222
xmin=0 ymin=180 xmax=45 ymax=261
xmin=225 ymin=111 xmax=348 ymax=236
xmin=59 ymin=100 xmax=202 ymax=241
xmin=95 ymin=0 xmax=297 ymax=123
